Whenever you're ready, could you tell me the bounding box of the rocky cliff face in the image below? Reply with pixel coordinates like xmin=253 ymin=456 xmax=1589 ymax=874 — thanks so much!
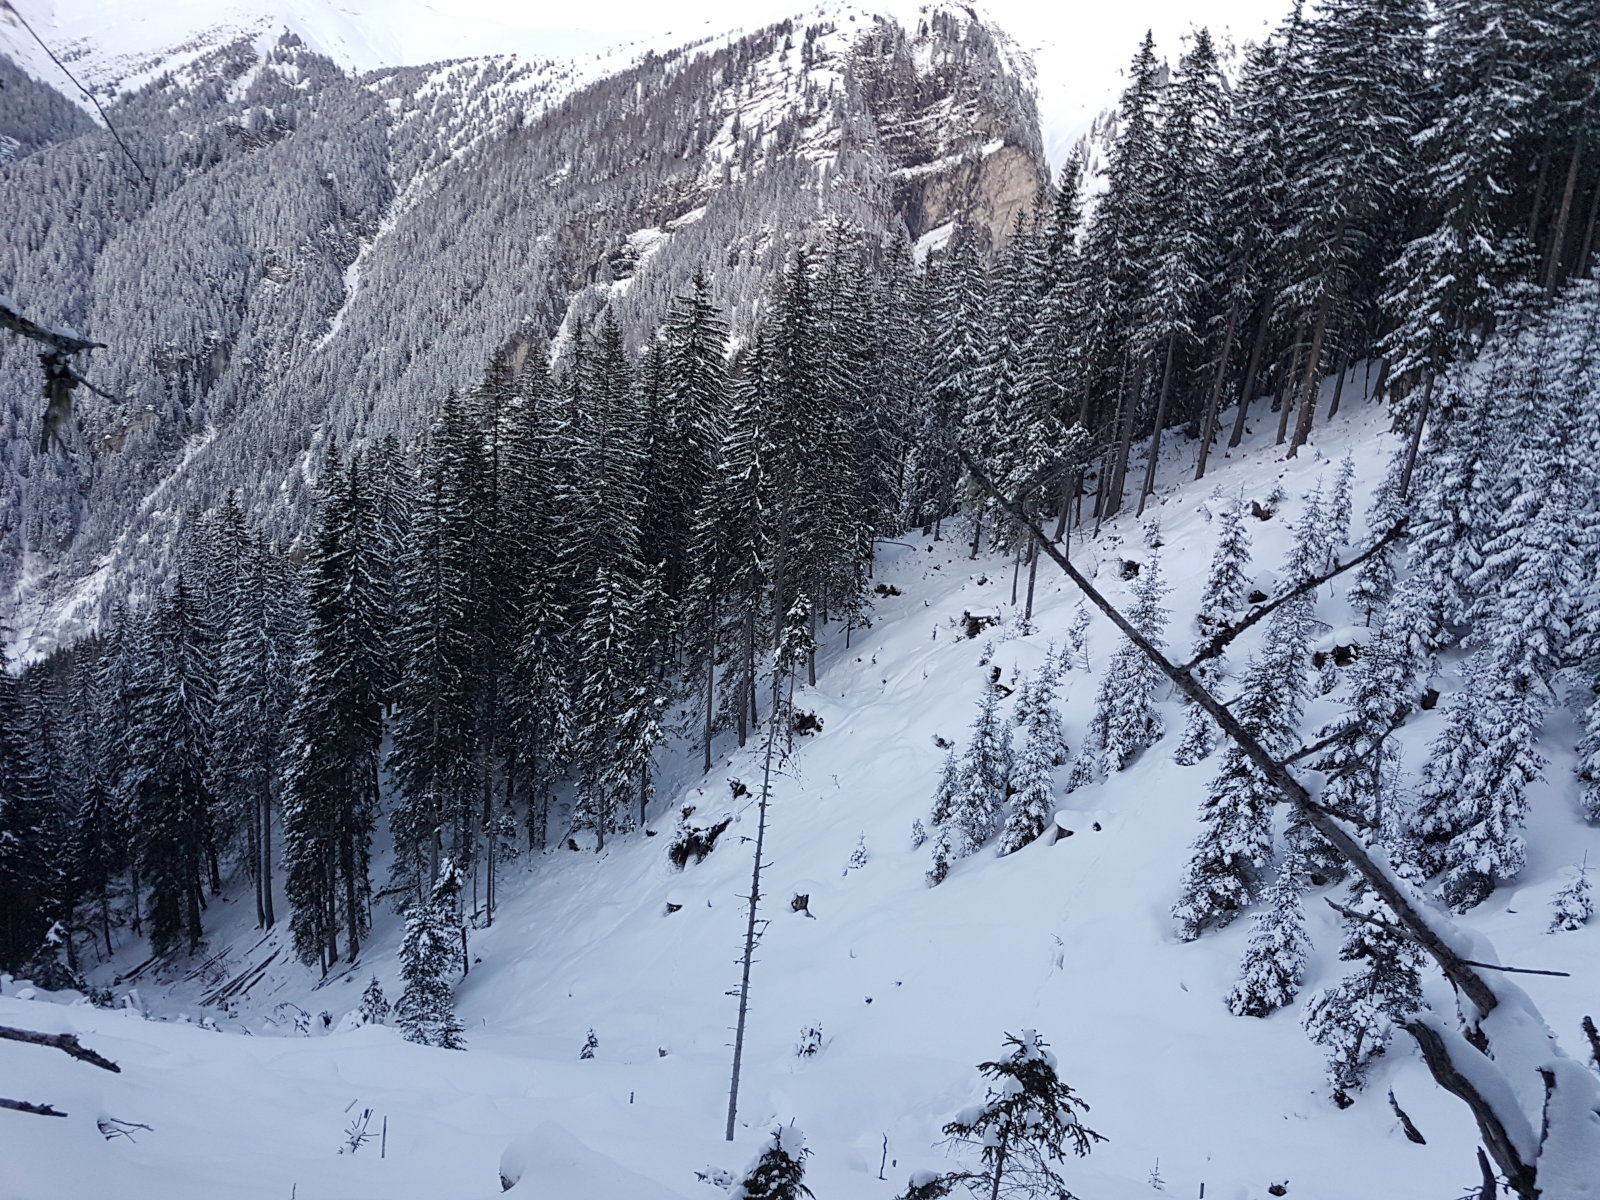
xmin=0 ymin=4 xmax=1045 ymax=651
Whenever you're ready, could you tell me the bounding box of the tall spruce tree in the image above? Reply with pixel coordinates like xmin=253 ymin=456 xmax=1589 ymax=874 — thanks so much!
xmin=281 ymin=451 xmax=384 ymax=971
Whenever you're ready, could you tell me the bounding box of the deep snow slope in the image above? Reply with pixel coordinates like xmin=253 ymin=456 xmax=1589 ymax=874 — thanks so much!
xmin=5 ymin=391 xmax=1600 ymax=1200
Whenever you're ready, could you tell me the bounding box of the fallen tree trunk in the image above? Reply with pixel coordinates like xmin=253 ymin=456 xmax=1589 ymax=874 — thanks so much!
xmin=958 ymin=449 xmax=1600 ymax=1197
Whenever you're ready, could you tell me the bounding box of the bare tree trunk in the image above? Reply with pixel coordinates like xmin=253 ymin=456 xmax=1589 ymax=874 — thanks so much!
xmin=261 ymin=789 xmax=275 ymax=927
xmin=1369 ymin=356 xmax=1391 ymax=406
xmin=1105 ymin=356 xmax=1140 ymax=518
xmin=1578 ymin=172 xmax=1600 ymax=280
xmin=1325 ymin=350 xmax=1351 ymax=420
xmin=1137 ymin=334 xmax=1179 ymax=515
xmin=1228 ymin=305 xmax=1272 ymax=450
xmin=1543 ymin=138 xmax=1583 ymax=293
xmin=988 ymin=1137 xmax=1008 ymax=1200
xmin=1288 ymin=290 xmax=1336 ymax=456
xmin=129 ymin=862 xmax=141 ymax=936
xmin=1275 ymin=323 xmax=1309 ymax=445
xmin=1195 ymin=300 xmax=1240 ymax=481
xmin=1024 ymin=540 xmax=1041 ymax=623
xmin=1527 ymin=131 xmax=1553 ymax=244
xmin=702 ymin=599 xmax=718 ymax=776
xmin=1398 ymin=375 xmax=1435 ymax=500
xmin=725 ymin=667 xmax=784 ymax=1142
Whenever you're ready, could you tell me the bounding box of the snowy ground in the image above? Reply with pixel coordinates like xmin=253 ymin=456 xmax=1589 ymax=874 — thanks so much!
xmin=5 ymin=387 xmax=1598 ymax=1200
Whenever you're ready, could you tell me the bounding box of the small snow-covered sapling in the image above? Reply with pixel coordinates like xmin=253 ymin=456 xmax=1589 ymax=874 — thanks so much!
xmin=580 ymin=1029 xmax=598 ymax=1060
xmin=1549 ymin=863 xmax=1594 ymax=932
xmin=796 ymin=1024 xmax=822 ymax=1058
xmin=846 ymin=835 xmax=869 ymax=873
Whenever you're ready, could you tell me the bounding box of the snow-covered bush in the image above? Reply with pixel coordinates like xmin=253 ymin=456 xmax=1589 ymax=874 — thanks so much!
xmin=730 ymin=1125 xmax=812 ymax=1200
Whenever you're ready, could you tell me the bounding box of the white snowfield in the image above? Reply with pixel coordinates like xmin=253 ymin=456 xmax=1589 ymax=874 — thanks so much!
xmin=3 ymin=392 xmax=1598 ymax=1199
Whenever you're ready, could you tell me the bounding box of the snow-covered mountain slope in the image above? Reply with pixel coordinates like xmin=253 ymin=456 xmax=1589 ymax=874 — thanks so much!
xmin=7 ymin=393 xmax=1597 ymax=1200
xmin=0 ymin=4 xmax=1043 ymax=654
xmin=2 ymin=0 xmax=1291 ymax=168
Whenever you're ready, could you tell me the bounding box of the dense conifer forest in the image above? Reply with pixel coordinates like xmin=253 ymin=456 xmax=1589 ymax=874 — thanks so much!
xmin=2 ymin=0 xmax=1600 ymax=1195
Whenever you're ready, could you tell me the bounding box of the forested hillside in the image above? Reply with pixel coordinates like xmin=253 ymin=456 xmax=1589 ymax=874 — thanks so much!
xmin=2 ymin=0 xmax=1600 ymax=1197
xmin=0 ymin=5 xmax=1043 ymax=645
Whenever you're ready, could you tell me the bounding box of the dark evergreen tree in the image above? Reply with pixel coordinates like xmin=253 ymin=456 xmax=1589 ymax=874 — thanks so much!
xmin=281 ymin=451 xmax=384 ymax=971
xmin=130 ymin=576 xmax=216 ymax=957
xmin=932 ymin=1031 xmax=1104 ymax=1200
xmin=395 ymin=861 xmax=466 ymax=1050
xmin=731 ymin=1126 xmax=813 ymax=1200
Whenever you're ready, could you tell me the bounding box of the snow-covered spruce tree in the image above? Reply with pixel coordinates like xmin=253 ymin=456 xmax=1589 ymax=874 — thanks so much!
xmin=281 ymin=450 xmax=384 ymax=972
xmin=1548 ymin=866 xmax=1593 ymax=933
xmin=1412 ymin=294 xmax=1600 ymax=908
xmin=1078 ymin=551 xmax=1170 ymax=779
xmin=928 ymin=688 xmax=1013 ymax=885
xmin=1301 ymin=870 xmax=1424 ymax=1106
xmin=129 ymin=574 xmax=217 ymax=958
xmin=1175 ymin=499 xmax=1252 ymax=765
xmin=1132 ymin=25 xmax=1229 ymax=515
xmin=1173 ymin=534 xmax=1315 ymax=941
xmin=1308 ymin=628 xmax=1415 ymax=830
xmin=730 ymin=1125 xmax=813 ymax=1200
xmin=932 ymin=1030 xmax=1103 ymax=1200
xmin=1377 ymin=0 xmax=1553 ymax=392
xmin=1579 ymin=695 xmax=1600 ymax=825
xmin=394 ymin=861 xmax=466 ymax=1050
xmin=1279 ymin=0 xmax=1427 ymax=458
xmin=1225 ymin=851 xmax=1311 ymax=1018
xmin=357 ymin=975 xmax=390 ymax=1026
xmin=998 ymin=669 xmax=1068 ymax=855
xmin=388 ymin=399 xmax=488 ymax=904
xmin=1411 ymin=653 xmax=1545 ymax=911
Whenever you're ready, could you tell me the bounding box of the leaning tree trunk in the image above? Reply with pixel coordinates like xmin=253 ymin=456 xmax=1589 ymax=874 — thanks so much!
xmin=1228 ymin=304 xmax=1272 ymax=450
xmin=1543 ymin=138 xmax=1583 ymax=294
xmin=1136 ymin=334 xmax=1179 ymax=516
xmin=1194 ymin=300 xmax=1241 ymax=482
xmin=961 ymin=450 xmax=1600 ymax=1199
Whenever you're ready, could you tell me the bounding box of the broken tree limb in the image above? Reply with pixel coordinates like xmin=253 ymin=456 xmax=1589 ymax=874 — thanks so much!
xmin=957 ymin=448 xmax=1502 ymax=1020
xmin=0 ymin=301 xmax=106 ymax=356
xmin=1179 ymin=520 xmax=1408 ymax=675
xmin=0 ymin=1026 xmax=122 ymax=1072
xmin=1323 ymin=903 xmax=1571 ymax=976
xmin=959 ymin=452 xmax=1600 ymax=1197
xmin=0 ymin=1097 xmax=67 ymax=1117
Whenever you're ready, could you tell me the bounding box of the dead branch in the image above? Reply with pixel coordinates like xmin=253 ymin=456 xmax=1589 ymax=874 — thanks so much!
xmin=1388 ymin=1089 xmax=1427 ymax=1144
xmin=0 ymin=1097 xmax=66 ymax=1117
xmin=0 ymin=1025 xmax=122 ymax=1072
xmin=1582 ymin=1016 xmax=1600 ymax=1070
xmin=959 ymin=449 xmax=1502 ymax=1020
xmin=0 ymin=302 xmax=105 ymax=355
xmin=1323 ymin=902 xmax=1570 ymax=976
xmin=1180 ymin=520 xmax=1407 ymax=673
